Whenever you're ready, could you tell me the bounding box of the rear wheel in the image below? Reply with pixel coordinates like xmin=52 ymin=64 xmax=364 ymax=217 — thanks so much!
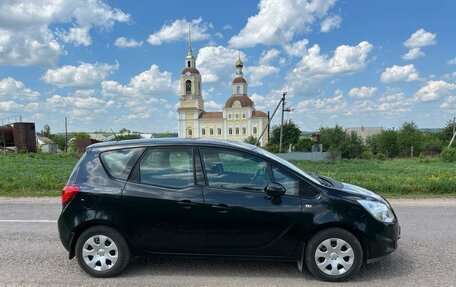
xmin=75 ymin=226 xmax=130 ymax=277
xmin=305 ymin=228 xmax=363 ymax=282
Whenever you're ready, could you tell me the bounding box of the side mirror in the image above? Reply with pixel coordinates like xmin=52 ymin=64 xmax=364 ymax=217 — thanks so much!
xmin=265 ymin=182 xmax=286 ymax=197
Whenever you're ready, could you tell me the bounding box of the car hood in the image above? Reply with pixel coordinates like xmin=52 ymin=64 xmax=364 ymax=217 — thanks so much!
xmin=312 ymin=173 xmax=382 ymax=201
xmin=340 ymin=182 xmax=382 ymax=201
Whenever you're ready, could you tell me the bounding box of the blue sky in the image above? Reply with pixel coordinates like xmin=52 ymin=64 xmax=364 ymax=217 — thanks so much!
xmin=0 ymin=0 xmax=455 ymax=133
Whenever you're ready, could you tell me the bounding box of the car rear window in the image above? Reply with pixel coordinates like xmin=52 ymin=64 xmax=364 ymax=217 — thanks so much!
xmin=100 ymin=148 xmax=144 ymax=180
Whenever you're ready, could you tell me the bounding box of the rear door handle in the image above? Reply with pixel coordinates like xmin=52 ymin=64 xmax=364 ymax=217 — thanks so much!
xmin=211 ymin=204 xmax=230 ymax=213
xmin=177 ymin=200 xmax=196 ymax=209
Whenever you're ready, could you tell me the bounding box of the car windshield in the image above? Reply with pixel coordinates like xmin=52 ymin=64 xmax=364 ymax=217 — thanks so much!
xmin=254 ymin=147 xmax=321 ymax=185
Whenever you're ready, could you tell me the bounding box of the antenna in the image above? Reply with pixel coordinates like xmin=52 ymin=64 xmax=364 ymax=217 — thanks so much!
xmin=110 ymin=128 xmax=120 ymax=142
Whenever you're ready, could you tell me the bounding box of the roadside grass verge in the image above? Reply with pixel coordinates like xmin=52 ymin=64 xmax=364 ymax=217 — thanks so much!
xmin=0 ymin=153 xmax=454 ymax=197
xmin=293 ymin=158 xmax=456 ymax=197
xmin=0 ymin=153 xmax=80 ymax=197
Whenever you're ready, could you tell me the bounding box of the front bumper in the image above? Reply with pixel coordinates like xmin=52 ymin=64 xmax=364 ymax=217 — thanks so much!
xmin=365 ymin=220 xmax=400 ymax=263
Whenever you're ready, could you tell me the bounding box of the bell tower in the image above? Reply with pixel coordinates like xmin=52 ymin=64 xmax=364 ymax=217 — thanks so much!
xmin=177 ymin=26 xmax=204 ymax=138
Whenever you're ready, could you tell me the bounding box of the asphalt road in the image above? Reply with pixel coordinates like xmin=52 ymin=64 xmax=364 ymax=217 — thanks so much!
xmin=0 ymin=197 xmax=455 ymax=287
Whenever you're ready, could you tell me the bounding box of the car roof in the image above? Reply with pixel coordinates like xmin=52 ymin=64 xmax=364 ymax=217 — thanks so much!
xmin=87 ymin=138 xmax=259 ymax=152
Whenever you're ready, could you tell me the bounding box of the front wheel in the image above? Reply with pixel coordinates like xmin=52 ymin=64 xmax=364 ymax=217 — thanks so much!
xmin=75 ymin=226 xmax=130 ymax=277
xmin=305 ymin=228 xmax=363 ymax=282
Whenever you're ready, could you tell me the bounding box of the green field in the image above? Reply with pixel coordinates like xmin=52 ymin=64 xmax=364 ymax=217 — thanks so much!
xmin=0 ymin=153 xmax=454 ymax=197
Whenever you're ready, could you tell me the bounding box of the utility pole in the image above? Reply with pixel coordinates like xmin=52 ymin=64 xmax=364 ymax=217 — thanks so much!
xmin=255 ymin=92 xmax=287 ymax=147
xmin=65 ymin=117 xmax=68 ymax=153
xmin=449 ymin=116 xmax=456 ymax=147
xmin=279 ymin=92 xmax=286 ymax=153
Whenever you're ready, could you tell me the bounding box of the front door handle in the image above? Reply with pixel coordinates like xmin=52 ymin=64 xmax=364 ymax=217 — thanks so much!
xmin=211 ymin=203 xmax=230 ymax=213
xmin=177 ymin=200 xmax=196 ymax=209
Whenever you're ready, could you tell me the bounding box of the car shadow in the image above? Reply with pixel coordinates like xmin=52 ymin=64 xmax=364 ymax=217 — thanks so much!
xmin=120 ymin=248 xmax=412 ymax=282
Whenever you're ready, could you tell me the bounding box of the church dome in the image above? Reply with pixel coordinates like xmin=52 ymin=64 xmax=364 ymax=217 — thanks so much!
xmin=181 ymin=67 xmax=200 ymax=75
xmin=232 ymin=77 xmax=247 ymax=84
xmin=224 ymin=95 xmax=253 ymax=108
xmin=235 ymin=58 xmax=243 ymax=68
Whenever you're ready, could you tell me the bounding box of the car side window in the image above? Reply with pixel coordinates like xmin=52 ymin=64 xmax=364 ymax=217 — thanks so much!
xmin=201 ymin=148 xmax=271 ymax=191
xmin=100 ymin=148 xmax=144 ymax=180
xmin=138 ymin=147 xmax=194 ymax=188
xmin=272 ymin=166 xmax=300 ymax=196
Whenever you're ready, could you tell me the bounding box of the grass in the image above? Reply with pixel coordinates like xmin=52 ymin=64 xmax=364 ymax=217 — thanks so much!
xmin=0 ymin=153 xmax=80 ymax=197
xmin=292 ymin=158 xmax=456 ymax=197
xmin=0 ymin=153 xmax=454 ymax=197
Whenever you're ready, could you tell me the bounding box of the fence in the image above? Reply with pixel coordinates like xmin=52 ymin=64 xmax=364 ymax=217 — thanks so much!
xmin=275 ymin=151 xmax=341 ymax=161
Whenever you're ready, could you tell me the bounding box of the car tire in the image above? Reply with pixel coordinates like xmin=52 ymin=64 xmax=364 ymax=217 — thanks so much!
xmin=305 ymin=228 xmax=363 ymax=282
xmin=75 ymin=225 xmax=130 ymax=278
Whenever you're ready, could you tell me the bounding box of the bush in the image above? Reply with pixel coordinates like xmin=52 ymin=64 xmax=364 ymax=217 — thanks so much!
xmin=362 ymin=150 xmax=374 ymax=160
xmin=376 ymin=153 xmax=387 ymax=161
xmin=441 ymin=147 xmax=456 ymax=162
xmin=294 ymin=137 xmax=313 ymax=152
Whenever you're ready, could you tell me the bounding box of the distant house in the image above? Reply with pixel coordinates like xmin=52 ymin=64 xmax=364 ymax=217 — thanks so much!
xmin=37 ymin=136 xmax=59 ymax=153
xmin=346 ymin=126 xmax=383 ymax=141
xmin=88 ymin=133 xmax=107 ymax=142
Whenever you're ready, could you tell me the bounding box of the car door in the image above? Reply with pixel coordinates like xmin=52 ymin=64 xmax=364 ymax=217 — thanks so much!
xmin=199 ymin=147 xmax=302 ymax=258
xmin=122 ymin=146 xmax=207 ymax=254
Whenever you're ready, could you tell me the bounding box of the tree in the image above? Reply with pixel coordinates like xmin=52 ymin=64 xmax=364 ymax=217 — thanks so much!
xmin=294 ymin=137 xmax=313 ymax=152
xmin=41 ymin=124 xmax=51 ymax=137
xmin=376 ymin=129 xmax=399 ymax=158
xmin=344 ymin=131 xmax=365 ymax=159
xmin=243 ymin=136 xmax=259 ymax=146
xmin=270 ymin=120 xmax=301 ymax=149
xmin=438 ymin=119 xmax=456 ymax=146
xmin=397 ymin=121 xmax=423 ymax=157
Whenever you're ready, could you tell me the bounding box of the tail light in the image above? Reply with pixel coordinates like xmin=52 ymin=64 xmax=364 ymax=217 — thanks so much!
xmin=62 ymin=185 xmax=79 ymax=204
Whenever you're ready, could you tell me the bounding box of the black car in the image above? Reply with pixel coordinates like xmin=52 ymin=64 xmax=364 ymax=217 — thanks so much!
xmin=58 ymin=138 xmax=400 ymax=282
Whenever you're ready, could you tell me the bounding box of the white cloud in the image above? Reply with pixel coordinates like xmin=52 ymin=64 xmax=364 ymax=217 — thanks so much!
xmin=43 ymin=62 xmax=119 ymax=89
xmin=447 ymin=57 xmax=456 ymax=65
xmin=259 ymin=49 xmax=280 ymax=65
xmin=102 ymin=65 xmax=176 ymax=101
xmin=0 ymin=100 xmax=23 ymax=111
xmin=320 ymin=15 xmax=342 ymax=33
xmin=297 ymin=89 xmax=348 ymax=113
xmin=0 ymin=77 xmax=40 ymax=101
xmin=349 ymin=86 xmax=377 ymax=99
xmin=245 ymin=65 xmax=279 ymax=86
xmin=380 ymin=64 xmax=420 ymax=83
xmin=205 ymin=100 xmax=222 ymax=110
xmin=223 ymin=24 xmax=232 ymax=30
xmin=440 ymin=96 xmax=456 ymax=109
xmin=147 ymin=18 xmax=212 ymax=45
xmin=404 ymin=28 xmax=436 ymax=48
xmin=228 ymin=0 xmax=337 ymax=48
xmin=114 ymin=37 xmax=143 ymax=48
xmin=286 ymin=41 xmax=373 ymax=92
xmin=415 ymin=80 xmax=456 ymax=102
xmin=0 ymin=0 xmax=129 ymax=66
xmin=402 ymin=47 xmax=425 ymax=60
xmin=57 ymin=26 xmax=91 ymax=46
xmin=196 ymin=46 xmax=245 ymax=84
xmin=284 ymin=39 xmax=309 ymax=57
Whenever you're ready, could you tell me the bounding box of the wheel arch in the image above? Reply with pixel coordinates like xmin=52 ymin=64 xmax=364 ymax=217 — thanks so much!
xmin=301 ymin=222 xmax=369 ymax=263
xmin=69 ymin=220 xmax=131 ymax=259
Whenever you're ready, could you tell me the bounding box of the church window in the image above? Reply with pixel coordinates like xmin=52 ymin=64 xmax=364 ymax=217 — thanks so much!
xmin=187 ymin=129 xmax=192 ymax=137
xmin=235 ymin=127 xmax=239 ymax=135
xmin=253 ymin=127 xmax=257 ymax=134
xmin=235 ymin=113 xmax=239 ymax=119
xmin=217 ymin=128 xmax=222 ymax=135
xmin=242 ymin=127 xmax=246 ymax=135
xmin=210 ymin=128 xmax=214 ymax=135
xmin=229 ymin=128 xmax=233 ymax=135
xmin=242 ymin=113 xmax=246 ymax=119
xmin=187 ymin=61 xmax=191 ymax=67
xmin=202 ymin=128 xmax=206 ymax=136
xmin=228 ymin=113 xmax=232 ymax=119
xmin=237 ymin=85 xmax=241 ymax=94
xmin=186 ymin=80 xmax=192 ymax=94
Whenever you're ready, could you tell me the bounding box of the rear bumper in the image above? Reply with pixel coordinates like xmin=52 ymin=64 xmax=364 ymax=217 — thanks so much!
xmin=366 ymin=220 xmax=400 ymax=263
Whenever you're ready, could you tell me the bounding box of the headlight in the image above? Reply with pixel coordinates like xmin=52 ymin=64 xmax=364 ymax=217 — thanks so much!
xmin=358 ymin=200 xmax=395 ymax=223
